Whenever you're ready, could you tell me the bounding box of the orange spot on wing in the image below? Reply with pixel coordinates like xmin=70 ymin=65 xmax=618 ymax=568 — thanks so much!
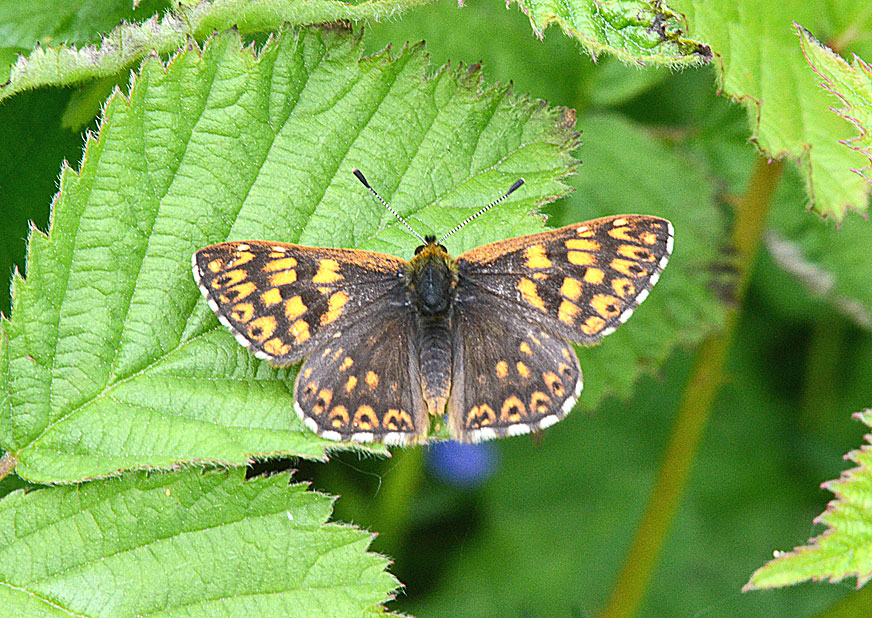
xmin=530 ymin=391 xmax=551 ymax=414
xmin=466 ymin=405 xmax=496 ymax=428
xmin=365 ymin=370 xmax=378 ymax=388
xmin=207 ymin=259 xmax=224 ymax=273
xmin=611 ymin=258 xmax=647 ymax=278
xmin=228 ymin=251 xmax=255 ymax=267
xmin=212 ymin=269 xmax=247 ymax=289
xmin=262 ymin=256 xmax=298 ymax=272
xmin=567 ymin=251 xmax=594 ymax=266
xmin=313 ymin=259 xmax=342 ymax=284
xmin=524 ymin=244 xmax=552 ymax=269
xmin=565 ymin=238 xmax=600 ymax=251
xmin=516 ymin=362 xmax=531 ymax=379
xmin=591 ymin=294 xmax=621 ymax=318
xmin=501 ymin=396 xmax=527 ymax=422
xmin=290 ymin=319 xmax=310 ymax=344
xmin=584 ymin=268 xmax=604 ymax=284
xmin=231 ymin=302 xmax=254 ymax=323
xmin=260 ymin=287 xmax=282 ymax=307
xmin=220 ymin=281 xmax=256 ymax=303
xmin=558 ymin=300 xmax=579 ymax=325
xmin=345 ymin=375 xmax=358 ymax=392
xmin=263 ymin=337 xmax=291 ymax=356
xmin=561 ymin=277 xmax=582 ymax=301
xmin=495 ymin=361 xmax=508 ymax=378
xmin=285 ymin=295 xmax=307 ymax=320
xmin=639 ymin=231 xmax=658 ymax=245
xmin=321 ymin=290 xmax=349 ymax=325
xmin=247 ymin=316 xmax=277 ymax=341
xmin=353 ymin=405 xmax=379 ymax=430
xmin=329 ymin=405 xmax=349 ymax=428
xmin=581 ymin=316 xmax=606 ymax=335
xmin=339 ymin=357 xmax=354 ymax=371
xmin=618 ymin=245 xmax=655 ymax=262
xmin=517 ymin=278 xmax=546 ymax=311
xmin=612 ymin=278 xmax=635 ymax=298
xmin=384 ymin=409 xmax=413 ymax=431
xmin=269 ymin=270 xmax=297 ymax=287
xmin=543 ymin=372 xmax=565 ymax=397
xmin=520 ymin=342 xmax=532 ymax=355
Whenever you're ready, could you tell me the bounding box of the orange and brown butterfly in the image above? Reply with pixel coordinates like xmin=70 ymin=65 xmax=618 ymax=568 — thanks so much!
xmin=192 ymin=170 xmax=673 ymax=444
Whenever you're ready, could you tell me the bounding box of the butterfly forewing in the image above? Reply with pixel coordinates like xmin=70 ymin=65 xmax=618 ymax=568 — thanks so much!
xmin=456 ymin=215 xmax=674 ymax=345
xmin=192 ymin=241 xmax=407 ymax=364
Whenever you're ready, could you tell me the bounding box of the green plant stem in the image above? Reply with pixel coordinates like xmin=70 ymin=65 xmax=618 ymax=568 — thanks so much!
xmin=598 ymin=156 xmax=784 ymax=618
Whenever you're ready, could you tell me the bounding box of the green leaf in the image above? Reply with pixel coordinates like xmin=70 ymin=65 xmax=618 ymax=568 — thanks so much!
xmin=0 ymin=468 xmax=398 ymax=616
xmin=668 ymin=0 xmax=871 ymax=220
xmin=798 ymin=24 xmax=872 ymax=185
xmin=548 ymin=113 xmax=729 ymax=409
xmin=0 ymin=25 xmax=579 ymax=483
xmin=746 ymin=409 xmax=872 ymax=590
xmin=0 ymin=0 xmax=433 ymax=102
xmin=508 ymin=0 xmax=712 ymax=67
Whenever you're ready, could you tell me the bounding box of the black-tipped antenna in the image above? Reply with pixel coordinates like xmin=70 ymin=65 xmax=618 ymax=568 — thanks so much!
xmin=437 ymin=178 xmax=524 ymax=245
xmin=353 ymin=169 xmax=426 ymax=245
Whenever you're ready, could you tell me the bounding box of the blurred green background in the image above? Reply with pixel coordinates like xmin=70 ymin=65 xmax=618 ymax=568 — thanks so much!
xmin=3 ymin=0 xmax=872 ymax=616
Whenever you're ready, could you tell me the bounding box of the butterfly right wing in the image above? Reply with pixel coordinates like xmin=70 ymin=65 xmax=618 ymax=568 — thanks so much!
xmin=455 ymin=215 xmax=673 ymax=345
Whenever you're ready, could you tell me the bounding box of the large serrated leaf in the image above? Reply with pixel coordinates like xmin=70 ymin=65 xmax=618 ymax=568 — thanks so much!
xmin=0 ymin=468 xmax=398 ymax=616
xmin=746 ymin=409 xmax=872 ymax=590
xmin=0 ymin=0 xmax=433 ymax=101
xmin=510 ymin=0 xmax=712 ymax=66
xmin=669 ymin=0 xmax=872 ymax=220
xmin=0 ymin=25 xmax=579 ymax=483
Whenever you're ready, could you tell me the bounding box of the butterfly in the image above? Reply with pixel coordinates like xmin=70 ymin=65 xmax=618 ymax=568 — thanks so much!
xmin=192 ymin=170 xmax=673 ymax=444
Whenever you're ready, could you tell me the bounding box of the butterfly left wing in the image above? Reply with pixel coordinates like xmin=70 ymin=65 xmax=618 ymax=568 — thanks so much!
xmin=192 ymin=241 xmax=407 ymax=364
xmin=455 ymin=215 xmax=673 ymax=345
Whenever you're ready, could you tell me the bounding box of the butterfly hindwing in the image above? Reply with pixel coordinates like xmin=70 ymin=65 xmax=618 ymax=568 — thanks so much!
xmin=193 ymin=241 xmax=407 ymax=364
xmin=293 ymin=306 xmax=429 ymax=444
xmin=456 ymin=215 xmax=673 ymax=345
xmin=448 ymin=291 xmax=582 ymax=442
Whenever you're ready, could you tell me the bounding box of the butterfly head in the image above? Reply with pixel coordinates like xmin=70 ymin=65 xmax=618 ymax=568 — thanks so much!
xmin=406 ymin=236 xmax=458 ymax=316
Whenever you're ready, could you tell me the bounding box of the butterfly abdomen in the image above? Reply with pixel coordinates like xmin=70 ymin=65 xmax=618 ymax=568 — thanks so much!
xmin=405 ymin=240 xmax=459 ymax=414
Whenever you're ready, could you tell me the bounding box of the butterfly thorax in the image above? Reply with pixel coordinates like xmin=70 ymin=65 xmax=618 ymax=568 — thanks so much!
xmin=405 ymin=237 xmax=458 ymax=315
xmin=405 ymin=236 xmax=458 ymax=415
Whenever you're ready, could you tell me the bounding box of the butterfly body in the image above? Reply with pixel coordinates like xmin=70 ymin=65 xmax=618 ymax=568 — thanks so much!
xmin=193 ymin=214 xmax=673 ymax=444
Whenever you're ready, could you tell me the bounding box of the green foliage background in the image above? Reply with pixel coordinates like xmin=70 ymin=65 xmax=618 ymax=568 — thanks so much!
xmin=1 ymin=0 xmax=872 ymax=617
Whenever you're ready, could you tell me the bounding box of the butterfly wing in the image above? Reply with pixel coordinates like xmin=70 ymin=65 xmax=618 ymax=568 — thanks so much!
xmin=447 ymin=290 xmax=582 ymax=442
xmin=446 ymin=215 xmax=673 ymax=442
xmin=192 ymin=241 xmax=407 ymax=364
xmin=293 ymin=306 xmax=429 ymax=444
xmin=455 ymin=215 xmax=673 ymax=345
xmin=194 ymin=240 xmax=428 ymax=443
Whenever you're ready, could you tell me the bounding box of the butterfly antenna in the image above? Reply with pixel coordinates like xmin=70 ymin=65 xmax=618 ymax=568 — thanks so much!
xmin=437 ymin=178 xmax=525 ymax=245
xmin=353 ymin=169 xmax=427 ymax=245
